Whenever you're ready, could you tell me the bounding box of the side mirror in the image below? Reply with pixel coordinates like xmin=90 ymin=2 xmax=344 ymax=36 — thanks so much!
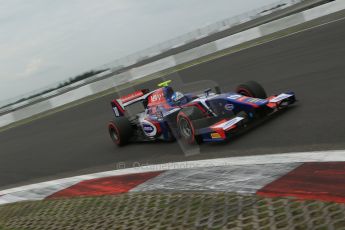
xmin=204 ymin=88 xmax=212 ymax=97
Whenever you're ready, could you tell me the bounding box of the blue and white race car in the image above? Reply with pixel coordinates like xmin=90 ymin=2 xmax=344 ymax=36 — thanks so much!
xmin=108 ymin=80 xmax=296 ymax=146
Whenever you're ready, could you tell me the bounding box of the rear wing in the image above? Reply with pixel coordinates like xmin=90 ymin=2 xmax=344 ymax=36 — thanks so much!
xmin=111 ymin=89 xmax=150 ymax=117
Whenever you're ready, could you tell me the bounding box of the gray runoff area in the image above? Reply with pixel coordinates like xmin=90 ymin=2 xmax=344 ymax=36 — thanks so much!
xmin=1 ymin=12 xmax=345 ymax=190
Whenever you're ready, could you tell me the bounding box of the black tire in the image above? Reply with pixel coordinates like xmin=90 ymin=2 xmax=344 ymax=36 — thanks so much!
xmin=177 ymin=107 xmax=208 ymax=144
xmin=236 ymin=111 xmax=249 ymax=126
xmin=108 ymin=117 xmax=133 ymax=146
xmin=214 ymin=86 xmax=222 ymax=94
xmin=236 ymin=81 xmax=267 ymax=99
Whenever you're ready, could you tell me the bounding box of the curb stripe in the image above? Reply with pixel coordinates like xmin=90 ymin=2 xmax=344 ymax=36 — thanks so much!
xmin=2 ymin=149 xmax=343 ymax=196
xmin=1 ymin=150 xmax=345 ymax=205
xmin=257 ymin=162 xmax=345 ymax=203
xmin=48 ymin=171 xmax=164 ymax=199
xmin=130 ymin=163 xmax=300 ymax=194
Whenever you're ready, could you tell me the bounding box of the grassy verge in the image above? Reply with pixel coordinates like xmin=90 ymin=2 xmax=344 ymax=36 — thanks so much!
xmin=1 ymin=10 xmax=344 ymax=133
xmin=0 ymin=192 xmax=344 ymax=229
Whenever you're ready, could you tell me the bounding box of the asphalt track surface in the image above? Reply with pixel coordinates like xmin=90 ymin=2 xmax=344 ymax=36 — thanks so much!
xmin=1 ymin=16 xmax=345 ymax=190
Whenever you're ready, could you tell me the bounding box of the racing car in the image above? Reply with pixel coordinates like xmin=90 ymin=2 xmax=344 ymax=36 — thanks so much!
xmin=108 ymin=80 xmax=296 ymax=146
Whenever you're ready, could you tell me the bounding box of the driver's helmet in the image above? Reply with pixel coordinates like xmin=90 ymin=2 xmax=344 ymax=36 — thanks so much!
xmin=171 ymin=91 xmax=187 ymax=105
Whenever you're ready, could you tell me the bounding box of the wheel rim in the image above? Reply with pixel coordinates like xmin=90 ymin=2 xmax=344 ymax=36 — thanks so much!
xmin=179 ymin=117 xmax=193 ymax=139
xmin=110 ymin=128 xmax=119 ymax=143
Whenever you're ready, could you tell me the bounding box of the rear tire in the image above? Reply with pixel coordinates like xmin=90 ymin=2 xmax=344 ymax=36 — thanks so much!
xmin=108 ymin=117 xmax=133 ymax=146
xmin=236 ymin=81 xmax=267 ymax=99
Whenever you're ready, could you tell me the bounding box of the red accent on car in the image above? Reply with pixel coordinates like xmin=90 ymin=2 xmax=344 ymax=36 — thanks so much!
xmin=111 ymin=99 xmax=125 ymax=114
xmin=120 ymin=90 xmax=145 ymax=103
xmin=146 ymin=88 xmax=175 ymax=114
xmin=266 ymin=102 xmax=277 ymax=109
xmin=209 ymin=120 xmax=227 ymax=139
xmin=237 ymin=96 xmax=248 ymax=102
xmin=213 ymin=128 xmax=226 ymax=139
xmin=210 ymin=119 xmax=227 ymax=129
xmin=266 ymin=95 xmax=276 ymax=100
xmin=210 ymin=119 xmax=238 ymax=131
xmin=147 ymin=89 xmax=167 ymax=106
xmin=266 ymin=95 xmax=278 ymax=108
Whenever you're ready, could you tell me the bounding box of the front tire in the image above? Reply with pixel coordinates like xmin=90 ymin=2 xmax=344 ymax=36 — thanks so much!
xmin=177 ymin=107 xmax=207 ymax=144
xmin=108 ymin=117 xmax=133 ymax=146
xmin=236 ymin=81 xmax=267 ymax=99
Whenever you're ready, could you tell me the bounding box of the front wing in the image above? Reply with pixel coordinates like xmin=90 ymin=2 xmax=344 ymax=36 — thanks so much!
xmin=197 ymin=92 xmax=296 ymax=142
